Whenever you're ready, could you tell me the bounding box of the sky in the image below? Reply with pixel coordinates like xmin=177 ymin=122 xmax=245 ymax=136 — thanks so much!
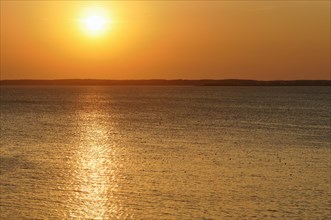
xmin=0 ymin=1 xmax=330 ymax=80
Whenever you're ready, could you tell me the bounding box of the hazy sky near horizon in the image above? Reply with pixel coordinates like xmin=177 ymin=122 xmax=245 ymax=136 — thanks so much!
xmin=1 ymin=1 xmax=330 ymax=80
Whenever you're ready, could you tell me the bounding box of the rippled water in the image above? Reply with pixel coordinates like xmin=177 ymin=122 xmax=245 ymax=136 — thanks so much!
xmin=0 ymin=86 xmax=330 ymax=219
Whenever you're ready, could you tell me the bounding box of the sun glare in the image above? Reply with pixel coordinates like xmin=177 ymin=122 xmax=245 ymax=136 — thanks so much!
xmin=84 ymin=16 xmax=107 ymax=32
xmin=80 ymin=8 xmax=112 ymax=37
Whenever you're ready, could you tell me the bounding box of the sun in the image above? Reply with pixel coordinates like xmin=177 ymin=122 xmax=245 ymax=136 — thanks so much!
xmin=80 ymin=9 xmax=112 ymax=37
xmin=84 ymin=15 xmax=107 ymax=32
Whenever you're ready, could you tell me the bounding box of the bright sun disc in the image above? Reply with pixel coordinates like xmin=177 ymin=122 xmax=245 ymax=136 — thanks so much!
xmin=85 ymin=16 xmax=107 ymax=31
xmin=81 ymin=12 xmax=111 ymax=36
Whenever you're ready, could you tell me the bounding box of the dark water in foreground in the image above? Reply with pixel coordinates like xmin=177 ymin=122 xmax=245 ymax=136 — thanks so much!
xmin=0 ymin=86 xmax=330 ymax=219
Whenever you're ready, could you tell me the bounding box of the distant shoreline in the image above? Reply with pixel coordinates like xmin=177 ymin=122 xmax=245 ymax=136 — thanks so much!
xmin=0 ymin=79 xmax=330 ymax=86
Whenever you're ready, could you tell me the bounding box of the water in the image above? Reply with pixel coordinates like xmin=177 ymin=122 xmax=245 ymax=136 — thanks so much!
xmin=0 ymin=86 xmax=330 ymax=219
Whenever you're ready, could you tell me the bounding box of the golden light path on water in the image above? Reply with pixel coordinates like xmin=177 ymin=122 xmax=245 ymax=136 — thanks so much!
xmin=0 ymin=87 xmax=330 ymax=219
xmin=69 ymin=92 xmax=120 ymax=219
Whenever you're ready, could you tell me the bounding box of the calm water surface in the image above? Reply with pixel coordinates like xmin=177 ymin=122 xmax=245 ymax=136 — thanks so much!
xmin=0 ymin=86 xmax=330 ymax=219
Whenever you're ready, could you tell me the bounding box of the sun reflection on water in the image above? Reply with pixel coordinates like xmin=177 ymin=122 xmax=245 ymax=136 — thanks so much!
xmin=70 ymin=105 xmax=119 ymax=219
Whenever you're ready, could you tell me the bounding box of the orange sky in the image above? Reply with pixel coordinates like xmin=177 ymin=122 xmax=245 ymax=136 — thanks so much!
xmin=1 ymin=1 xmax=330 ymax=80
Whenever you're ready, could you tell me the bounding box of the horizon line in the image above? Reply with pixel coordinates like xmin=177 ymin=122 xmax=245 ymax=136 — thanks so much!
xmin=1 ymin=79 xmax=330 ymax=81
xmin=1 ymin=79 xmax=330 ymax=86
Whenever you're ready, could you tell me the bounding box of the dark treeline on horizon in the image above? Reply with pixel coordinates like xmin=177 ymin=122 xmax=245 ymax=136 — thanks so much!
xmin=0 ymin=79 xmax=330 ymax=86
